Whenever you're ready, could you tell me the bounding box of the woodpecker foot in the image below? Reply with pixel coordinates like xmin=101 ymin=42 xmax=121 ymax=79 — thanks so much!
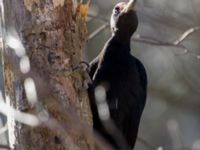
xmin=72 ymin=61 xmax=92 ymax=91
xmin=72 ymin=61 xmax=90 ymax=72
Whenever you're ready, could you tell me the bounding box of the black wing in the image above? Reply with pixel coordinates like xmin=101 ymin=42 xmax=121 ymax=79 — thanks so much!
xmin=105 ymin=56 xmax=147 ymax=148
xmin=88 ymin=52 xmax=147 ymax=149
xmin=123 ymin=57 xmax=147 ymax=147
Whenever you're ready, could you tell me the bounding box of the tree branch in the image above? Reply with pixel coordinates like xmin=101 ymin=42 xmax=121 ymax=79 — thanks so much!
xmin=137 ymin=137 xmax=157 ymax=150
xmin=174 ymin=26 xmax=200 ymax=45
xmin=0 ymin=145 xmax=10 ymax=149
xmin=88 ymin=22 xmax=109 ymax=40
xmin=87 ymin=13 xmax=200 ymax=59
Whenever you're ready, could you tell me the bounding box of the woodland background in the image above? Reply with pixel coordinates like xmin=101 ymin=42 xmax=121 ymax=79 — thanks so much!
xmin=86 ymin=0 xmax=200 ymax=149
xmin=0 ymin=0 xmax=199 ymax=150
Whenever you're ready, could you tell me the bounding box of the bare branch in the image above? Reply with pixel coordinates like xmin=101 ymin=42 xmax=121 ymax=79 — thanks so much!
xmin=87 ymin=13 xmax=109 ymax=22
xmin=0 ymin=145 xmax=10 ymax=149
xmin=132 ymin=35 xmax=200 ymax=59
xmin=87 ymin=13 xmax=200 ymax=59
xmin=137 ymin=137 xmax=157 ymax=150
xmin=88 ymin=22 xmax=109 ymax=40
xmin=174 ymin=26 xmax=200 ymax=45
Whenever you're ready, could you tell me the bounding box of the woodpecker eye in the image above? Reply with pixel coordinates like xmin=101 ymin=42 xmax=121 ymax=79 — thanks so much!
xmin=113 ymin=2 xmax=126 ymax=16
xmin=114 ymin=6 xmax=121 ymax=15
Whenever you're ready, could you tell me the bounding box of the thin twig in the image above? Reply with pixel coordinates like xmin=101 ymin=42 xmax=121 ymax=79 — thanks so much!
xmin=88 ymin=22 xmax=109 ymax=40
xmin=137 ymin=137 xmax=157 ymax=150
xmin=0 ymin=145 xmax=10 ymax=149
xmin=132 ymin=35 xmax=200 ymax=58
xmin=87 ymin=13 xmax=200 ymax=59
xmin=87 ymin=13 xmax=109 ymax=22
xmin=174 ymin=26 xmax=200 ymax=45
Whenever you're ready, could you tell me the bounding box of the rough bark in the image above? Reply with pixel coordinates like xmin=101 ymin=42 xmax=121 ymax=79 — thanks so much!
xmin=3 ymin=0 xmax=93 ymax=149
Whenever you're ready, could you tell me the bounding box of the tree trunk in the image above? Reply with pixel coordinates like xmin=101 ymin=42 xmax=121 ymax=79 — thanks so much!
xmin=3 ymin=0 xmax=93 ymax=149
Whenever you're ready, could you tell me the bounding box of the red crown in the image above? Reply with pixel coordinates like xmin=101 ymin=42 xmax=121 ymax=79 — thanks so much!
xmin=114 ymin=2 xmax=126 ymax=11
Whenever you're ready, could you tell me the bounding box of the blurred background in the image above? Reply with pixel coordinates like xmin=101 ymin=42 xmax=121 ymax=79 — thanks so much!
xmin=85 ymin=0 xmax=200 ymax=149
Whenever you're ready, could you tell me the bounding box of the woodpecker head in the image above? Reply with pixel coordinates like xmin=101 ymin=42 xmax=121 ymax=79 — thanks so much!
xmin=111 ymin=0 xmax=138 ymax=38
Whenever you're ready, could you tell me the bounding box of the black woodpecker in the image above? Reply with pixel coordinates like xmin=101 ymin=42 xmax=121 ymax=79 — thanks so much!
xmin=88 ymin=0 xmax=147 ymax=149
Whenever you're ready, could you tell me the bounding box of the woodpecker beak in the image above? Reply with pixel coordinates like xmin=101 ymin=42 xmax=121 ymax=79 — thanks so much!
xmin=123 ymin=0 xmax=137 ymax=13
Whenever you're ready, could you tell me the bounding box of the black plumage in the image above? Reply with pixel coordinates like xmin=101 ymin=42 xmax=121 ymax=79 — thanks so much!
xmin=88 ymin=0 xmax=147 ymax=149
